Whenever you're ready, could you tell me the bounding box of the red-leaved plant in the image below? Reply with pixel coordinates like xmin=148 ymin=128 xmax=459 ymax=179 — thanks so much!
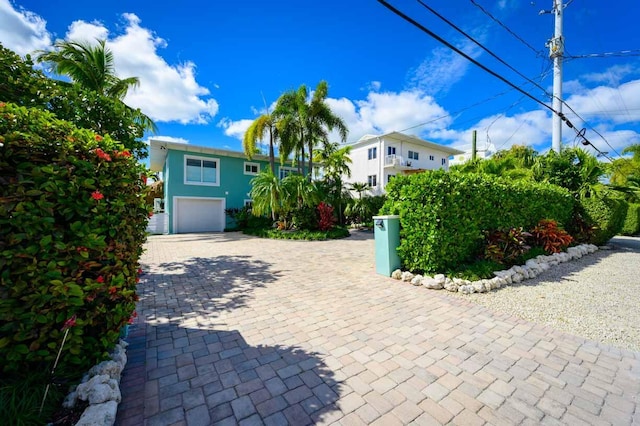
xmin=317 ymin=202 xmax=336 ymax=231
xmin=483 ymin=227 xmax=532 ymax=265
xmin=531 ymin=219 xmax=573 ymax=253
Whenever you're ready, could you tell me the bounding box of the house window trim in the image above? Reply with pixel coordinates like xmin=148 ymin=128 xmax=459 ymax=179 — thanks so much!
xmin=441 ymin=158 xmax=447 ymax=165
xmin=184 ymin=155 xmax=220 ymax=187
xmin=429 ymin=155 xmax=435 ymax=161
xmin=408 ymin=150 xmax=419 ymax=160
xmin=387 ymin=146 xmax=396 ymax=156
xmin=368 ymin=147 xmax=377 ymax=160
xmin=244 ymin=161 xmax=260 ymax=176
xmin=279 ymin=166 xmax=296 ymax=180
xmin=368 ymin=174 xmax=378 ymax=187
xmin=244 ymin=199 xmax=253 ymax=207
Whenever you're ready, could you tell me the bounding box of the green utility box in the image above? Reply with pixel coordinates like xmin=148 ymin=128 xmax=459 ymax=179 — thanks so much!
xmin=373 ymin=215 xmax=401 ymax=276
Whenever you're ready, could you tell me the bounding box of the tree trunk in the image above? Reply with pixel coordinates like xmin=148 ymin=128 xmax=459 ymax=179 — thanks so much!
xmin=268 ymin=128 xmax=275 ymax=175
xmin=307 ymin=141 xmax=313 ymax=181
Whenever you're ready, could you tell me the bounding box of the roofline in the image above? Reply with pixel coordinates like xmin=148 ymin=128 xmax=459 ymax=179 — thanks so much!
xmin=347 ymin=131 xmax=465 ymax=155
xmin=150 ymin=139 xmax=271 ymax=160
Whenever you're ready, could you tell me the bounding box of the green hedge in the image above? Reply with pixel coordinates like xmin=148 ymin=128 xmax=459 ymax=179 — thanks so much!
xmin=579 ymin=195 xmax=628 ymax=245
xmin=0 ymin=103 xmax=150 ymax=374
xmin=622 ymin=203 xmax=640 ymax=236
xmin=381 ymin=170 xmax=575 ymax=273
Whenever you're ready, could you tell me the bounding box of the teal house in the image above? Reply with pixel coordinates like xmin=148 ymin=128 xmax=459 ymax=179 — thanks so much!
xmin=149 ymin=139 xmax=296 ymax=234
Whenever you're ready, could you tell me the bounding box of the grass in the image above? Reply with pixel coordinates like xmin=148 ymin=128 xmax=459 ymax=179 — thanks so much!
xmin=0 ymin=370 xmax=66 ymax=426
xmin=243 ymin=226 xmax=350 ymax=241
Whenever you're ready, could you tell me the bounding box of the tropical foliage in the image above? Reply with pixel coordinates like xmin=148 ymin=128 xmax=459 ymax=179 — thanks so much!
xmin=0 ymin=42 xmax=149 ymax=159
xmin=36 ymin=39 xmax=156 ymax=133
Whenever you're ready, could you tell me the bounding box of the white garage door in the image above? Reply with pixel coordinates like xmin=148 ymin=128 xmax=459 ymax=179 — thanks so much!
xmin=175 ymin=198 xmax=224 ymax=233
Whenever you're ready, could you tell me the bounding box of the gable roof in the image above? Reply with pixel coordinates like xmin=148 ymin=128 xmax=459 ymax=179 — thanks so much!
xmin=348 ymin=131 xmax=464 ymax=155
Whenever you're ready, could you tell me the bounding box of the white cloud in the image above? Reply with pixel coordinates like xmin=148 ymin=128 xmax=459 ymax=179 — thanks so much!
xmin=409 ymin=39 xmax=483 ymax=95
xmin=428 ymin=109 xmax=552 ymax=154
xmin=327 ymin=90 xmax=451 ymax=142
xmin=150 ymin=135 xmax=189 ymax=144
xmin=582 ymin=64 xmax=638 ymax=86
xmin=65 ymin=19 xmax=108 ymax=43
xmin=564 ymin=78 xmax=640 ymax=125
xmin=0 ymin=6 xmax=219 ymax=125
xmin=0 ymin=0 xmax=51 ymax=56
xmin=218 ymin=118 xmax=253 ymax=141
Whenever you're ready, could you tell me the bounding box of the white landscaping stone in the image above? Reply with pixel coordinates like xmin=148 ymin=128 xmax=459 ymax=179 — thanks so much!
xmin=411 ymin=275 xmax=424 ymax=286
xmin=391 ymin=269 xmax=402 ymax=280
xmin=401 ymin=271 xmax=414 ymax=282
xmin=433 ymin=274 xmax=446 ymax=284
xmin=423 ymin=278 xmax=444 ymax=290
xmin=76 ymin=374 xmax=121 ymax=404
xmin=76 ymin=400 xmax=118 ymax=426
xmin=88 ymin=360 xmax=123 ymax=381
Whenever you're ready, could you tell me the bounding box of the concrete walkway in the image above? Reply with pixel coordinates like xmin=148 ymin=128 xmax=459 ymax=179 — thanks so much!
xmin=116 ymin=232 xmax=639 ymax=425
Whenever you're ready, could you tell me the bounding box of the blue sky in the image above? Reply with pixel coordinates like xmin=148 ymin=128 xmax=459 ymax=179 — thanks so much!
xmin=1 ymin=0 xmax=639 ymax=159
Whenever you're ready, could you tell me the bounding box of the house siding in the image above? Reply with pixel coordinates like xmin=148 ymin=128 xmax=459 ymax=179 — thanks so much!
xmin=345 ymin=134 xmax=458 ymax=194
xmin=164 ymin=149 xmax=277 ymax=233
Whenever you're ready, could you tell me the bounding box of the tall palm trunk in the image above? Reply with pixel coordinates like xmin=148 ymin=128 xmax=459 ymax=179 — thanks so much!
xmin=268 ymin=127 xmax=275 ymax=175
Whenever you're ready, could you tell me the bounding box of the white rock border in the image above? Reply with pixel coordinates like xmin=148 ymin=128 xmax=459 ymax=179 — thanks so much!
xmin=58 ymin=339 xmax=128 ymax=426
xmin=391 ymin=244 xmax=599 ymax=294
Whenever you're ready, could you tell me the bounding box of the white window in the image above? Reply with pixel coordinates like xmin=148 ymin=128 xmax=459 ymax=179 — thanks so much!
xmin=244 ymin=162 xmax=259 ymax=175
xmin=368 ymin=147 xmax=377 ymax=160
xmin=244 ymin=199 xmax=253 ymax=208
xmin=441 ymin=158 xmax=447 ymax=165
xmin=185 ymin=155 xmax=219 ymax=186
xmin=279 ymin=167 xmax=296 ymax=180
xmin=408 ymin=151 xmax=419 ymax=160
xmin=387 ymin=146 xmax=396 ymax=156
xmin=368 ymin=175 xmax=377 ymax=187
xmin=429 ymin=155 xmax=435 ymax=161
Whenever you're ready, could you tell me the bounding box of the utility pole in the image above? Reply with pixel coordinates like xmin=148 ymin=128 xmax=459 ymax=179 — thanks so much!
xmin=471 ymin=130 xmax=477 ymax=161
xmin=542 ymin=1 xmax=566 ymax=152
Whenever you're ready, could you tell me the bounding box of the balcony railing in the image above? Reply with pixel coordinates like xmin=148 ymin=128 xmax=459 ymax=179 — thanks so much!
xmin=384 ymin=154 xmax=413 ymax=168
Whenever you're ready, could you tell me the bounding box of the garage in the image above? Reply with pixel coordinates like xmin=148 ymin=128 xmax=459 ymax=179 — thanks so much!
xmin=174 ymin=197 xmax=225 ymax=233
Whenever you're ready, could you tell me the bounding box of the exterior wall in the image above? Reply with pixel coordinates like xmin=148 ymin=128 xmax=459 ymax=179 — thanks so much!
xmin=345 ymin=136 xmax=455 ymax=194
xmin=347 ymin=138 xmax=384 ymax=195
xmin=163 ymin=149 xmax=276 ymax=233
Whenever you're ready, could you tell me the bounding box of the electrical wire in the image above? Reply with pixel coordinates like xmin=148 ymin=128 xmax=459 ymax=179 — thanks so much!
xmin=469 ymin=0 xmax=544 ymax=57
xmin=377 ymin=0 xmax=616 ymax=162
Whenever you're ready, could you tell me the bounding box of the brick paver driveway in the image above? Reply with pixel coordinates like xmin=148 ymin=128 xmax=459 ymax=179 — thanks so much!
xmin=117 ymin=232 xmax=639 ymax=425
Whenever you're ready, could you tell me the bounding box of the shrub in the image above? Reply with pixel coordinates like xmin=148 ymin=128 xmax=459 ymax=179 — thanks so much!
xmin=317 ymin=202 xmax=336 ymax=231
xmin=381 ymin=170 xmax=575 ymax=273
xmin=225 ymin=206 xmax=252 ymax=230
xmin=0 ymin=103 xmax=150 ymax=374
xmin=579 ymin=194 xmax=628 ymax=245
xmin=483 ymin=227 xmax=531 ymax=265
xmin=244 ymin=226 xmax=350 ymax=240
xmin=530 ymin=219 xmax=573 ymax=254
xmin=291 ymin=205 xmax=318 ymax=230
xmin=621 ymin=203 xmax=640 ymax=236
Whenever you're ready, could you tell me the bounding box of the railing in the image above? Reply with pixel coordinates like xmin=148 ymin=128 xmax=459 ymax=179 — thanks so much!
xmin=384 ymin=155 xmax=412 ymax=167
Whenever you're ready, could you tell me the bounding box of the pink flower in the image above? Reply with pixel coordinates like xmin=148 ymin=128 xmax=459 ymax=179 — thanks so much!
xmin=96 ymin=276 xmax=105 ymax=283
xmin=62 ymin=315 xmax=77 ymax=330
xmin=91 ymin=190 xmax=104 ymax=200
xmin=135 ymin=276 xmax=140 ymax=283
xmin=95 ymin=135 xmax=103 ymax=141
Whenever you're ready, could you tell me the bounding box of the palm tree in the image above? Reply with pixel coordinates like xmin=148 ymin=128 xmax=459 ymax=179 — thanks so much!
xmin=37 ymin=39 xmax=156 ymax=133
xmin=249 ymin=170 xmax=282 ymax=221
xmin=244 ymin=112 xmax=277 ymax=174
xmin=274 ymin=81 xmax=348 ymax=179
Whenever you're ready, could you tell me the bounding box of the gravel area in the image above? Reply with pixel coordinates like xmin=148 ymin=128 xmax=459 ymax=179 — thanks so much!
xmin=446 ymin=236 xmax=640 ymax=353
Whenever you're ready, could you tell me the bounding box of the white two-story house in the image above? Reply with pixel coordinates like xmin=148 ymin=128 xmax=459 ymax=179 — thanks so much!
xmin=345 ymin=131 xmax=464 ymax=194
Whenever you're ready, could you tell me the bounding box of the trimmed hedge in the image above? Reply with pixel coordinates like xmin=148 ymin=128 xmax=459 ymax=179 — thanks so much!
xmin=579 ymin=195 xmax=628 ymax=245
xmin=622 ymin=203 xmax=640 ymax=236
xmin=380 ymin=170 xmax=575 ymax=273
xmin=0 ymin=103 xmax=150 ymax=374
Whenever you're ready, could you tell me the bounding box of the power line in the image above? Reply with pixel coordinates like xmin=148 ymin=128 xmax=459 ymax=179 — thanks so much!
xmin=377 ymin=0 xmax=615 ymax=162
xmin=566 ymin=49 xmax=640 ymax=60
xmin=414 ymin=0 xmax=617 ymax=158
xmin=469 ymin=0 xmax=544 ymax=57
